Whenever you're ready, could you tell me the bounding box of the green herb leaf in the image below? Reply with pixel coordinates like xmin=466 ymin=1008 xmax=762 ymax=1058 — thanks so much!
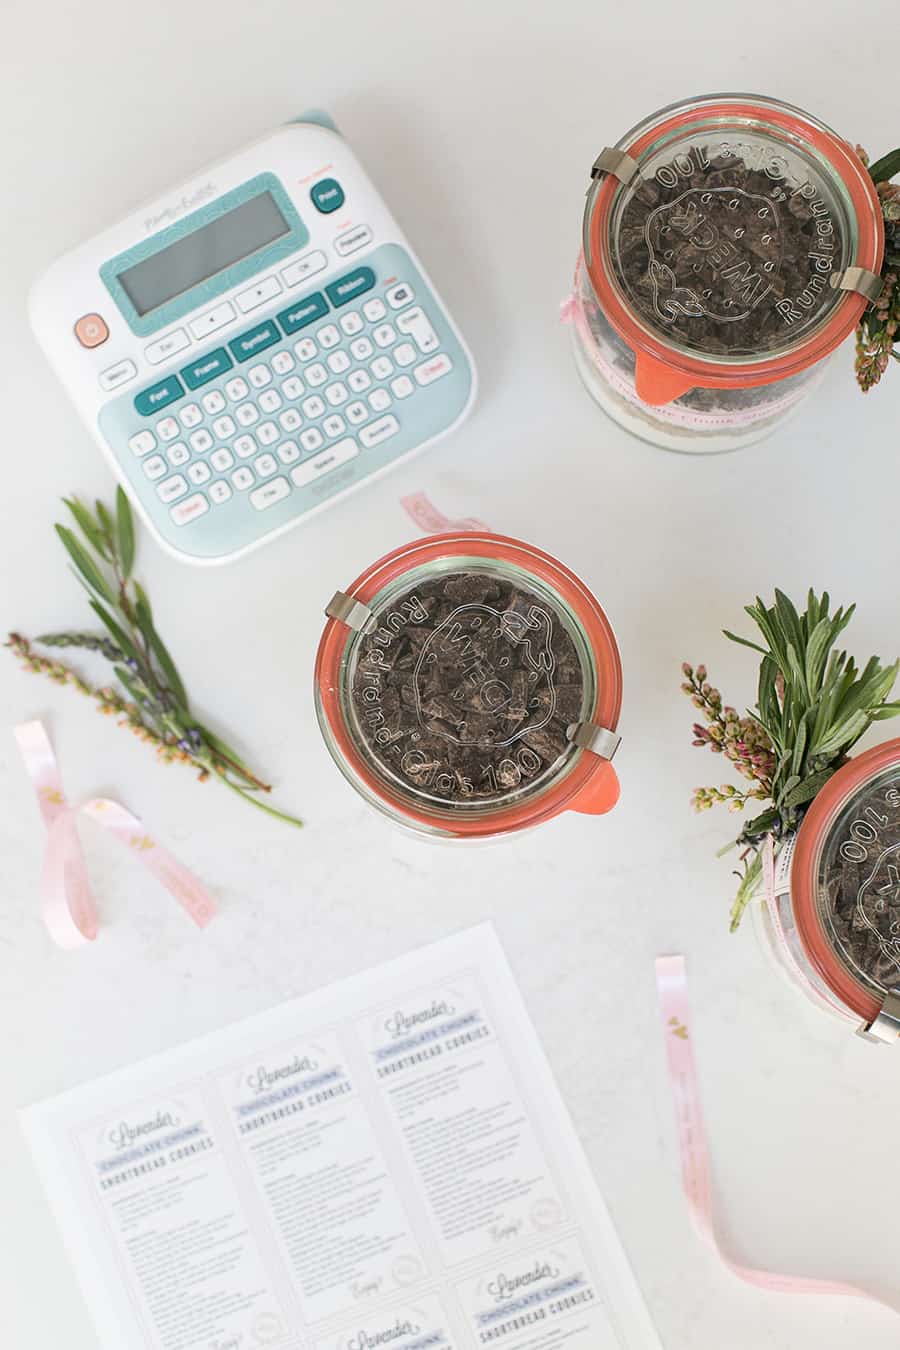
xmin=115 ymin=487 xmax=135 ymax=579
xmin=63 ymin=498 xmax=109 ymax=560
xmin=868 ymin=147 xmax=900 ymax=183
xmin=55 ymin=525 xmax=117 ymax=606
xmin=134 ymin=594 xmax=189 ymax=709
xmin=88 ymin=599 xmax=142 ymax=667
xmin=95 ymin=499 xmax=115 ymax=550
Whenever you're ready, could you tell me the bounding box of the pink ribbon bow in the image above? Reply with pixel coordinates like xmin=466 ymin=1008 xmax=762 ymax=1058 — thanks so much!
xmin=14 ymin=720 xmax=215 ymax=948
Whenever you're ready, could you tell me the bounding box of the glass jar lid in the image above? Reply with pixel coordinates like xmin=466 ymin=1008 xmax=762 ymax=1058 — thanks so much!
xmin=315 ymin=533 xmax=622 ymax=837
xmin=584 ymin=94 xmax=884 ymax=403
xmin=791 ymin=740 xmax=900 ymax=1022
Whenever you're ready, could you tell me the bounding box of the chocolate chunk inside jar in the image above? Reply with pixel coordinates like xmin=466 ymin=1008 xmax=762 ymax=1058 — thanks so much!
xmin=348 ymin=567 xmax=590 ymax=810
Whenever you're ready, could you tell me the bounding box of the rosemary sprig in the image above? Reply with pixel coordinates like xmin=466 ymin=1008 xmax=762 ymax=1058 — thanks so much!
xmin=683 ymin=590 xmax=900 ymax=929
xmin=6 ymin=490 xmax=302 ymax=829
xmin=854 ymin=145 xmax=900 ymax=392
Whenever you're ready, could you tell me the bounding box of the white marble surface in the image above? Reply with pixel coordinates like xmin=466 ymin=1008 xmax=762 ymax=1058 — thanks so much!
xmin=2 ymin=2 xmax=900 ymax=1346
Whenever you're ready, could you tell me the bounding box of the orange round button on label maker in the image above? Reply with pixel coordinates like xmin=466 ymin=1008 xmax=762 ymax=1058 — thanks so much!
xmin=74 ymin=313 xmax=109 ymax=348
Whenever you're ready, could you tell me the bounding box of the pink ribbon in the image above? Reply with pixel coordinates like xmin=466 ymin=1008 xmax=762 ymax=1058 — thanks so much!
xmin=559 ymin=294 xmax=577 ymax=323
xmin=400 ymin=492 xmax=491 ymax=535
xmin=656 ymin=954 xmax=896 ymax=1310
xmin=14 ymin=720 xmax=216 ymax=948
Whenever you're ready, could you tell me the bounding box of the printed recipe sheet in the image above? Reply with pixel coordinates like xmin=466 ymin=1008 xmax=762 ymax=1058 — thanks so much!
xmin=22 ymin=925 xmax=661 ymax=1350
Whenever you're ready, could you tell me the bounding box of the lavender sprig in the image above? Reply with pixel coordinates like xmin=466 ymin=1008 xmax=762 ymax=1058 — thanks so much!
xmin=854 ymin=145 xmax=900 ymax=393
xmin=7 ymin=490 xmax=302 ymax=829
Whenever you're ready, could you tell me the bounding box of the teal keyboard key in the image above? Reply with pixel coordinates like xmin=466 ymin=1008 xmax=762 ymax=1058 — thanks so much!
xmin=134 ymin=374 xmax=184 ymax=416
xmin=326 ymin=267 xmax=375 ymax=308
xmin=277 ymin=291 xmax=329 ymax=335
xmin=229 ymin=320 xmax=281 ymax=363
xmin=181 ymin=347 xmax=233 ymax=389
xmin=310 ymin=178 xmax=345 ymax=213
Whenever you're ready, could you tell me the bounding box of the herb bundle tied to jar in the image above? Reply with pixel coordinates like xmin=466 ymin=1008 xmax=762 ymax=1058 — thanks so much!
xmin=682 ymin=591 xmax=900 ymax=928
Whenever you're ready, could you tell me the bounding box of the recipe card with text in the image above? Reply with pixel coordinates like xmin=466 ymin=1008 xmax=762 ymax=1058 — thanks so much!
xmin=22 ymin=924 xmax=661 ymax=1350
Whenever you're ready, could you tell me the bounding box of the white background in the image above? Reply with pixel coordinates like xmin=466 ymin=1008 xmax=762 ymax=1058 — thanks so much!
xmin=1 ymin=3 xmax=899 ymax=1347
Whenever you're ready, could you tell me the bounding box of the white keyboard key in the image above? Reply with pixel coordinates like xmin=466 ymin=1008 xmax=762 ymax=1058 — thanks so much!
xmin=144 ymin=330 xmax=189 ymax=365
xmin=414 ymin=352 xmax=454 ymax=386
xmin=303 ymin=395 xmax=325 ymax=419
xmin=212 ymin=414 xmax=236 ymax=439
xmin=294 ymin=337 xmax=317 ymax=362
xmin=397 ymin=305 xmax=440 ymax=353
xmin=257 ymin=421 xmax=279 ymax=446
xmin=306 ymin=362 xmax=327 ymax=387
xmin=143 ymin=454 xmax=167 ymax=480
xmin=281 ymin=250 xmax=327 ymax=287
xmin=224 ymin=377 xmax=248 ymax=402
xmin=236 ymin=274 xmax=282 ymax=313
xmin=271 ymin=350 xmax=295 ymax=375
xmin=188 ymin=461 xmax=211 ymax=486
xmin=254 ymin=452 xmax=278 ymax=477
xmin=340 ymin=311 xmax=364 ymax=336
xmin=171 ymin=492 xmax=209 ymax=525
xmin=209 ymin=480 xmax=232 ymax=505
xmin=291 ymin=437 xmax=359 ymax=486
xmin=386 ymin=282 xmax=415 ymax=310
xmin=189 ymin=428 xmax=213 ymax=454
xmin=158 ymin=474 xmax=188 ymax=503
xmin=394 ymin=342 xmax=416 ymax=367
xmin=346 ymin=400 xmax=368 ymax=426
xmin=279 ymin=408 xmax=302 ymax=432
xmin=282 ymin=375 xmax=304 ymax=400
xmin=318 ymin=324 xmax=340 ymax=349
xmin=300 ymin=427 xmax=324 ymax=452
xmin=129 ymin=430 xmax=156 ymax=457
xmin=363 ymin=298 xmax=386 ymax=322
xmin=236 ymin=401 xmax=259 ymax=427
xmin=325 ymin=381 xmax=348 ymax=407
xmin=391 ymin=375 xmax=415 ymax=399
xmin=179 ymin=402 xmax=202 ymax=428
xmin=251 ymin=476 xmax=291 ymax=511
xmin=189 ymin=302 xmax=234 ymax=340
xmin=334 ymin=224 xmax=373 ymax=256
xmin=323 ymin=414 xmax=346 ymax=438
xmin=167 ymin=441 xmax=190 ymax=466
xmin=351 ymin=336 xmax=373 ymax=360
xmin=232 ymin=466 xmax=254 ymax=490
xmin=157 ymin=415 xmax=179 ymax=442
xmin=348 ymin=369 xmax=371 ymax=393
xmin=373 ymin=323 xmax=397 ymax=348
xmin=202 ymin=389 xmax=226 ymax=415
xmin=371 ymin=356 xmax=393 ymax=380
xmin=360 ymin=414 xmax=400 ymax=448
xmin=327 ymin=350 xmax=350 ymax=374
xmin=277 ymin=440 xmax=301 ymax=465
xmin=210 ymin=447 xmax=234 ymax=471
xmin=234 ymin=433 xmax=257 ymax=459
xmin=248 ymin=363 xmax=272 ymax=388
xmin=259 ymin=388 xmax=282 ymax=412
xmin=368 ymin=387 xmax=392 ymax=413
